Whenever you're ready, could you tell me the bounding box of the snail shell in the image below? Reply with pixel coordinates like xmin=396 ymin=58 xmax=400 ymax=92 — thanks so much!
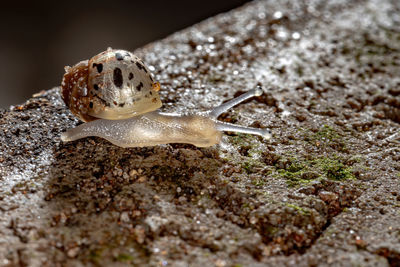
xmin=61 ymin=48 xmax=162 ymax=122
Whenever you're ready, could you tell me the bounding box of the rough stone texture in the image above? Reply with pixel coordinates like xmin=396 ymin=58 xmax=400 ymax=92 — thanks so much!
xmin=1 ymin=0 xmax=400 ymax=266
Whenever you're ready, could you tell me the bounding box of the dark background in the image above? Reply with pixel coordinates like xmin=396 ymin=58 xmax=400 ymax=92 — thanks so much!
xmin=0 ymin=0 xmax=250 ymax=108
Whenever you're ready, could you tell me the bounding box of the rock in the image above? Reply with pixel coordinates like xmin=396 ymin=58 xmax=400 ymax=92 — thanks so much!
xmin=0 ymin=0 xmax=400 ymax=266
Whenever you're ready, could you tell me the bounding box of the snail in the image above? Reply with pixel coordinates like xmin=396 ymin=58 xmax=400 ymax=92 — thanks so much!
xmin=61 ymin=48 xmax=271 ymax=148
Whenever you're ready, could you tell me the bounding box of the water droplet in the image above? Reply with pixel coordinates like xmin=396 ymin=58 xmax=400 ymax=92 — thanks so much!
xmin=276 ymin=29 xmax=288 ymax=40
xmin=292 ymin=32 xmax=301 ymax=40
xmin=273 ymin=11 xmax=283 ymax=19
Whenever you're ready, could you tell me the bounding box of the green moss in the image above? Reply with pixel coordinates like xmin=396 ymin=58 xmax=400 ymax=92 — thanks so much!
xmin=228 ymin=133 xmax=258 ymax=146
xmin=241 ymin=202 xmax=250 ymax=209
xmin=241 ymin=202 xmax=254 ymax=213
xmin=88 ymin=248 xmax=103 ymax=264
xmin=348 ymin=155 xmax=363 ymax=165
xmin=313 ymin=125 xmax=340 ymax=142
xmin=228 ymin=133 xmax=268 ymax=174
xmin=295 ymin=64 xmax=304 ymax=77
xmin=241 ymin=161 xmax=252 ymax=173
xmin=303 ymin=125 xmax=349 ymax=151
xmin=242 ymin=158 xmax=264 ymax=174
xmin=14 ymin=182 xmax=26 ymax=188
xmin=263 ymin=225 xmax=279 ymax=235
xmin=285 ymin=203 xmax=311 ymax=216
xmin=115 ymin=253 xmax=134 ymax=262
xmin=274 ymin=158 xmax=313 ymax=187
xmin=233 ymin=264 xmax=243 ymax=267
xmin=286 ymin=161 xmax=306 ymax=173
xmin=248 ymin=148 xmax=263 ymax=158
xmin=83 ymin=233 xmax=150 ymax=265
xmin=274 ymin=156 xmax=355 ymax=187
xmin=251 ymin=177 xmax=266 ymax=186
xmin=316 ymin=158 xmax=355 ymax=181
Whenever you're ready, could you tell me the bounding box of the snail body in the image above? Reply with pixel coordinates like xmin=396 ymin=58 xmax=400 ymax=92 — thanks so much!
xmin=61 ymin=49 xmax=271 ymax=147
xmin=61 ymin=111 xmax=221 ymax=147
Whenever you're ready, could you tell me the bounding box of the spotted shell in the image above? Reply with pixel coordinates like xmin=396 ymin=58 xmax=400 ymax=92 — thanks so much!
xmin=61 ymin=48 xmax=162 ymax=122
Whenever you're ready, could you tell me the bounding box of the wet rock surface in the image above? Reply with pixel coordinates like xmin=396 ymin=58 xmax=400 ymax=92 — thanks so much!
xmin=1 ymin=0 xmax=400 ymax=266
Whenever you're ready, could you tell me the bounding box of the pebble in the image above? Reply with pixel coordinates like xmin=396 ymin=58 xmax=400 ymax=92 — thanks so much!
xmin=318 ymin=191 xmax=338 ymax=202
xmin=120 ymin=212 xmax=130 ymax=223
xmin=67 ymin=247 xmax=80 ymax=258
xmin=129 ymin=169 xmax=138 ymax=177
